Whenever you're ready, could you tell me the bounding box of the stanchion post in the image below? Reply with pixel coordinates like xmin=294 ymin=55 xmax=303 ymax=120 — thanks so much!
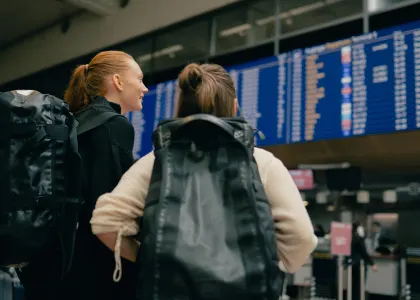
xmin=360 ymin=260 xmax=365 ymax=300
xmin=347 ymin=258 xmax=352 ymax=300
xmin=331 ymin=222 xmax=352 ymax=300
xmin=400 ymin=257 xmax=410 ymax=300
xmin=338 ymin=256 xmax=343 ymax=300
xmin=310 ymin=276 xmax=316 ymax=300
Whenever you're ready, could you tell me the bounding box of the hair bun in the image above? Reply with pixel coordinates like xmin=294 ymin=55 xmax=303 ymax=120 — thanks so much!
xmin=179 ymin=63 xmax=203 ymax=93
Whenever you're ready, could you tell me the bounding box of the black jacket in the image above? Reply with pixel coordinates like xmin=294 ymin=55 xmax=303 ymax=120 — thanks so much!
xmin=350 ymin=234 xmax=374 ymax=266
xmin=19 ymin=97 xmax=137 ymax=300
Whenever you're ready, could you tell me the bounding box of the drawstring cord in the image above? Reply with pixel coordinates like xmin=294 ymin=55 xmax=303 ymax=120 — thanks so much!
xmin=113 ymin=226 xmax=125 ymax=282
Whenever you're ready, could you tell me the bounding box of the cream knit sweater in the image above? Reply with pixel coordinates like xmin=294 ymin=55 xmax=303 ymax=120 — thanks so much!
xmin=91 ymin=147 xmax=317 ymax=281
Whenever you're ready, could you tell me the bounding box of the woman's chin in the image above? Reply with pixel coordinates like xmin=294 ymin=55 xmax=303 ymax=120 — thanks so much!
xmin=129 ymin=102 xmax=143 ymax=112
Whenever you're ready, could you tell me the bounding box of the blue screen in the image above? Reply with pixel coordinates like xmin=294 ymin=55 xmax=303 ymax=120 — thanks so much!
xmin=127 ymin=19 xmax=420 ymax=160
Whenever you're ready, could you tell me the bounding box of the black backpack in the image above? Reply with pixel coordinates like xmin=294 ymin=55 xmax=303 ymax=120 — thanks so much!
xmin=136 ymin=114 xmax=284 ymax=300
xmin=0 ymin=91 xmax=119 ymax=275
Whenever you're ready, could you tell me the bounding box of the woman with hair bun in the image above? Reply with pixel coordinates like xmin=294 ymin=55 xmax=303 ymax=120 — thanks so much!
xmin=17 ymin=50 xmax=148 ymax=300
xmin=91 ymin=62 xmax=317 ymax=280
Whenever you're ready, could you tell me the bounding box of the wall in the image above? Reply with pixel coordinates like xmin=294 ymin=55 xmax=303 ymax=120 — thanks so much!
xmin=0 ymin=0 xmax=240 ymax=84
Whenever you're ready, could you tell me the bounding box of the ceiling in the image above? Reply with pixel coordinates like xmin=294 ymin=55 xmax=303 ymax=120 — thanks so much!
xmin=265 ymin=130 xmax=420 ymax=171
xmin=0 ymin=0 xmax=81 ymax=48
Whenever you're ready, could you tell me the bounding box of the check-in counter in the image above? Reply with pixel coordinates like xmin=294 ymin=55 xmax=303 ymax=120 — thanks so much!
xmin=310 ymin=238 xmax=402 ymax=299
xmin=406 ymin=247 xmax=420 ymax=299
xmin=292 ymin=256 xmax=312 ymax=286
xmin=366 ymin=255 xmax=400 ymax=297
xmin=287 ymin=256 xmax=313 ymax=299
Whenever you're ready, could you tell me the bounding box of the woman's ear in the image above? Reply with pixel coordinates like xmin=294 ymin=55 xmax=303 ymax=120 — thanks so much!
xmin=112 ymin=74 xmax=123 ymax=92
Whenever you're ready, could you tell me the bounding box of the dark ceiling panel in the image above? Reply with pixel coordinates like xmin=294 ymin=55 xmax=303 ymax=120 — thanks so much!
xmin=265 ymin=131 xmax=420 ymax=170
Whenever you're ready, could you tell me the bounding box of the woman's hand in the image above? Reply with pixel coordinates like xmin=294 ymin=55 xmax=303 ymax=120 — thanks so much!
xmin=371 ymin=264 xmax=378 ymax=272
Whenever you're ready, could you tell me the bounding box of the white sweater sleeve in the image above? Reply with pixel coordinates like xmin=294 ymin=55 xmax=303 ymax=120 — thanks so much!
xmin=90 ymin=152 xmax=155 ymax=236
xmin=254 ymin=148 xmax=317 ymax=273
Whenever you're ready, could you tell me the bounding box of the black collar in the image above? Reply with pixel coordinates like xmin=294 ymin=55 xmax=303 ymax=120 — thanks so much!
xmin=89 ymin=96 xmax=121 ymax=114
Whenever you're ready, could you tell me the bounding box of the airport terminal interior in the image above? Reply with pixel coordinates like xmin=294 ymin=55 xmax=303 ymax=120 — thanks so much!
xmin=2 ymin=0 xmax=420 ymax=299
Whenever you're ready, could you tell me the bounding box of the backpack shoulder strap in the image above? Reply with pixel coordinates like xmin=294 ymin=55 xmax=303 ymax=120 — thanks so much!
xmin=76 ymin=108 xmax=125 ymax=179
xmin=77 ymin=111 xmax=120 ymax=135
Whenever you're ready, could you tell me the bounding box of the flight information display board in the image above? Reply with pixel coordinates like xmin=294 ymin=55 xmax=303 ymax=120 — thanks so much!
xmin=128 ymin=19 xmax=420 ymax=159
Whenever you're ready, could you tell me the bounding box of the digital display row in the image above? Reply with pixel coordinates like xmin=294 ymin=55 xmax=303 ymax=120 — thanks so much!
xmin=128 ymin=20 xmax=420 ymax=159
